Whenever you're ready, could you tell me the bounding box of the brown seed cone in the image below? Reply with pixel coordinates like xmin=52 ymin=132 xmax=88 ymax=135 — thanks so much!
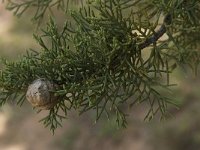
xmin=26 ymin=78 xmax=58 ymax=110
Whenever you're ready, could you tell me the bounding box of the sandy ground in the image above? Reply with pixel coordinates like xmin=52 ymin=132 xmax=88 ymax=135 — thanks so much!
xmin=0 ymin=103 xmax=153 ymax=150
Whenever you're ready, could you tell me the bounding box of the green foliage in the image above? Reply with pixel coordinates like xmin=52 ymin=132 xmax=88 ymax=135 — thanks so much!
xmin=1 ymin=0 xmax=200 ymax=133
xmin=4 ymin=0 xmax=66 ymax=23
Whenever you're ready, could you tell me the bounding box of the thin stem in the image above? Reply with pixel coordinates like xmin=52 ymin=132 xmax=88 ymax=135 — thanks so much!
xmin=138 ymin=14 xmax=172 ymax=50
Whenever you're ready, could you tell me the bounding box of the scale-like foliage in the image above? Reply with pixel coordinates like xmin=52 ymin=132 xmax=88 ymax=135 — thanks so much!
xmin=0 ymin=0 xmax=200 ymax=133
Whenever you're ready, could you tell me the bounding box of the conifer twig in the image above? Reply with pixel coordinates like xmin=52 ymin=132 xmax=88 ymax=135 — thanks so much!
xmin=138 ymin=14 xmax=172 ymax=49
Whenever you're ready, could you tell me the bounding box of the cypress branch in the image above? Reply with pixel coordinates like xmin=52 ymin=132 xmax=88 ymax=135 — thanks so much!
xmin=0 ymin=0 xmax=200 ymax=132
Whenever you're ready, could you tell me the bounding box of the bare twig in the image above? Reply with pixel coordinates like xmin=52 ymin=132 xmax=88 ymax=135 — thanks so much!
xmin=138 ymin=14 xmax=172 ymax=49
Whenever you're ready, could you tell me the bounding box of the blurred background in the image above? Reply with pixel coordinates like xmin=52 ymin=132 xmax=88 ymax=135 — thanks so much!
xmin=1 ymin=2 xmax=200 ymax=150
